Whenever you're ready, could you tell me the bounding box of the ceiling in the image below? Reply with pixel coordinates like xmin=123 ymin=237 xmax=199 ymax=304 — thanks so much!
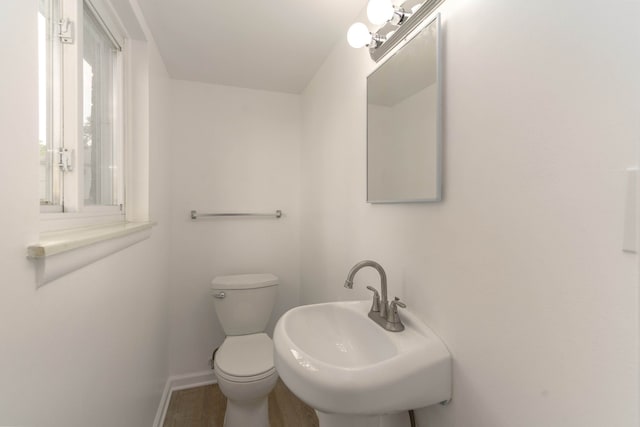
xmin=135 ymin=0 xmax=366 ymax=94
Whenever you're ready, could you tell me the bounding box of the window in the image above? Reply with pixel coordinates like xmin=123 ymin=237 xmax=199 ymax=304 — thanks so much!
xmin=38 ymin=0 xmax=59 ymax=208
xmin=32 ymin=0 xmax=154 ymax=284
xmin=82 ymin=5 xmax=122 ymax=207
xmin=39 ymin=0 xmax=124 ymax=222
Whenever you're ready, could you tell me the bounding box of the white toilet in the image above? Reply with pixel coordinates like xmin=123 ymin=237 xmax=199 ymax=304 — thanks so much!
xmin=211 ymin=273 xmax=279 ymax=427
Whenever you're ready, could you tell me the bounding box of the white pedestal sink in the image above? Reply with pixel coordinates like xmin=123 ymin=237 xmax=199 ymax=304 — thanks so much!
xmin=273 ymin=300 xmax=451 ymax=427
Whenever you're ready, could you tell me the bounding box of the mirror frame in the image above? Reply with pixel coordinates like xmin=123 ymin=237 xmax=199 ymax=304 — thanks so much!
xmin=366 ymin=13 xmax=442 ymax=204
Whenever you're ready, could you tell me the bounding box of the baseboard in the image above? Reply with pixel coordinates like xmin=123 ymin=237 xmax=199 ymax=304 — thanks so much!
xmin=153 ymin=370 xmax=217 ymax=427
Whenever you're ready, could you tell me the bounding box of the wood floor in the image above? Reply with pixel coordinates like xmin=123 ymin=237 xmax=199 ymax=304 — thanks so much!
xmin=163 ymin=379 xmax=319 ymax=427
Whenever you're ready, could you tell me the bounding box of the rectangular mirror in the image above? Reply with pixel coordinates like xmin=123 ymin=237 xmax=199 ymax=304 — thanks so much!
xmin=367 ymin=13 xmax=442 ymax=203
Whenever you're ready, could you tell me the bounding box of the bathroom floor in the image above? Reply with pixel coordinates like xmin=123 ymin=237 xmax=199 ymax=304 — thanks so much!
xmin=163 ymin=379 xmax=319 ymax=426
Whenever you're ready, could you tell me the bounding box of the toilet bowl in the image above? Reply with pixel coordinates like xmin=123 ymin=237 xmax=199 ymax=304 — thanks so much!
xmin=214 ymin=334 xmax=278 ymax=427
xmin=211 ymin=274 xmax=279 ymax=427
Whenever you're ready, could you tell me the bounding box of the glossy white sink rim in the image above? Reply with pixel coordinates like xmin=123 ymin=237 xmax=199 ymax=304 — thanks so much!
xmin=282 ymin=301 xmax=397 ymax=367
xmin=274 ymin=300 xmax=451 ymax=415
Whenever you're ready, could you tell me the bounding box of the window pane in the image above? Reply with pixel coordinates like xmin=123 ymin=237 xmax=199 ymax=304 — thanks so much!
xmin=83 ymin=6 xmax=119 ymax=206
xmin=38 ymin=0 xmax=54 ymax=205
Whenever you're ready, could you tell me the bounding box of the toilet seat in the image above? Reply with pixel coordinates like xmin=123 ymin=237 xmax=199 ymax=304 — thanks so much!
xmin=215 ymin=365 xmax=276 ymax=383
xmin=215 ymin=333 xmax=276 ymax=383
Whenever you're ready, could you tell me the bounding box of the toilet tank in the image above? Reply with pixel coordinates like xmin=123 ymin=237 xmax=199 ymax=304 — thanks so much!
xmin=211 ymin=273 xmax=279 ymax=336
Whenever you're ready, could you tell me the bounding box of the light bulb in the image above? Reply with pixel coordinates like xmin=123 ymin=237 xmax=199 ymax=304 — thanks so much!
xmin=367 ymin=0 xmax=394 ymax=25
xmin=347 ymin=22 xmax=371 ymax=48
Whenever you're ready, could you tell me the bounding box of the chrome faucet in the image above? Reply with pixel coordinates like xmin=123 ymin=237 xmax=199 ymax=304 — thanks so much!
xmin=344 ymin=260 xmax=406 ymax=332
xmin=345 ymin=260 xmax=389 ymax=317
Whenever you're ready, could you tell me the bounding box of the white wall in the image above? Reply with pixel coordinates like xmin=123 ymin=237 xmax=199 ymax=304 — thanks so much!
xmin=301 ymin=0 xmax=639 ymax=426
xmin=0 ymin=1 xmax=172 ymax=426
xmin=167 ymin=80 xmax=301 ymax=375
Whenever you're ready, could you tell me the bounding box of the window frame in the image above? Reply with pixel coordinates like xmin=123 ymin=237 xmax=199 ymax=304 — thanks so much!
xmin=39 ymin=0 xmax=62 ymax=210
xmin=31 ymin=0 xmax=155 ymax=285
xmin=39 ymin=0 xmax=128 ymax=228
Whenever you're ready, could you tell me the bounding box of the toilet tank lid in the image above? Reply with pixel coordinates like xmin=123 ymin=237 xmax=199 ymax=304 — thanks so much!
xmin=211 ymin=273 xmax=279 ymax=290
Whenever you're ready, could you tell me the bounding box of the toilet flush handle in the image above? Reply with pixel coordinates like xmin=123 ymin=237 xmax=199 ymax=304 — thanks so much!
xmin=213 ymin=291 xmax=226 ymax=299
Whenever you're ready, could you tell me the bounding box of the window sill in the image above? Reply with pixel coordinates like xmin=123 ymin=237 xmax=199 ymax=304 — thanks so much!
xmin=28 ymin=221 xmax=155 ymax=287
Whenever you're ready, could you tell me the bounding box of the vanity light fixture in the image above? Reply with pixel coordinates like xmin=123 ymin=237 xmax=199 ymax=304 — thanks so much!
xmin=347 ymin=0 xmax=446 ymax=61
xmin=347 ymin=22 xmax=386 ymax=48
xmin=367 ymin=0 xmax=411 ymax=25
xmin=347 ymin=0 xmax=416 ymax=51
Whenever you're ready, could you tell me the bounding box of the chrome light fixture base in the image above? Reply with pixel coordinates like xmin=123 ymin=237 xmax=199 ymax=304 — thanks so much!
xmin=369 ymin=0 xmax=446 ymax=62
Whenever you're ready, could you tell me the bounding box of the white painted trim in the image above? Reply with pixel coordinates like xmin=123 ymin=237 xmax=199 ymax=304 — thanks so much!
xmin=28 ymin=221 xmax=154 ymax=286
xmin=29 ymin=221 xmax=153 ymax=257
xmin=153 ymin=371 xmax=217 ymax=427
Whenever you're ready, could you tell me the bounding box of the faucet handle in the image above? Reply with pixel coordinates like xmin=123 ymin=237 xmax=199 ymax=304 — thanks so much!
xmin=391 ymin=297 xmax=406 ymax=309
xmin=387 ymin=297 xmax=406 ymax=324
xmin=366 ymin=286 xmax=381 ymax=313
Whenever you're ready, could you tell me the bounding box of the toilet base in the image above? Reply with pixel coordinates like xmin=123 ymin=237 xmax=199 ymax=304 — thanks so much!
xmin=215 ymin=368 xmax=278 ymax=427
xmin=224 ymin=396 xmax=269 ymax=427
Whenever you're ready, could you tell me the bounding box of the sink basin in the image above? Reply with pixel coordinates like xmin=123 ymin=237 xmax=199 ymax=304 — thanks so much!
xmin=273 ymin=300 xmax=451 ymax=417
